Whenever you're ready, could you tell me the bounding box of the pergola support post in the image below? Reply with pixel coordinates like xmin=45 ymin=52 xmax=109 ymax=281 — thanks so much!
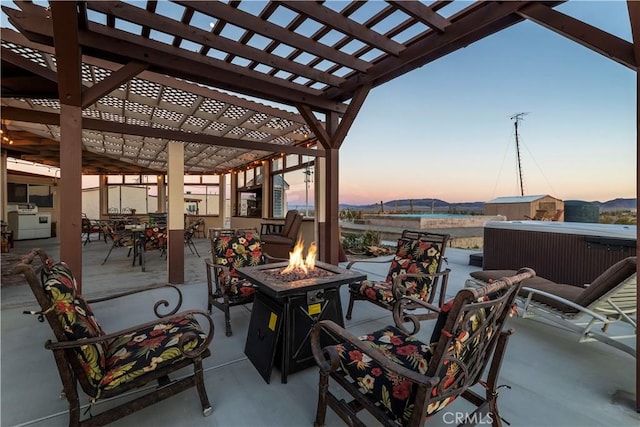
xmin=167 ymin=142 xmax=184 ymax=284
xmin=58 ymin=104 xmax=83 ymax=289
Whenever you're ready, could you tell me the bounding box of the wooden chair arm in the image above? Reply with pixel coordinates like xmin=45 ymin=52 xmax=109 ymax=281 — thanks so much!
xmin=45 ymin=309 xmax=214 ymax=358
xmin=311 ymin=320 xmax=440 ymax=388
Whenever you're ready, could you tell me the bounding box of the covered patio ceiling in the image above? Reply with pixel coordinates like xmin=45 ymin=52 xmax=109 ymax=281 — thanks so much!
xmin=1 ymin=28 xmax=317 ymax=175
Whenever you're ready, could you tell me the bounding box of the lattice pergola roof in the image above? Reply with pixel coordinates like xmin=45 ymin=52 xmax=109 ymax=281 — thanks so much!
xmin=1 ymin=29 xmax=316 ymax=174
xmin=2 ymin=1 xmax=636 ymax=175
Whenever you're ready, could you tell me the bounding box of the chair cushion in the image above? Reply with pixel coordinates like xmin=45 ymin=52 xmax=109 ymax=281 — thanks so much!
xmin=518 ymin=280 xmax=584 ymax=313
xmin=144 ymin=227 xmax=167 ymax=251
xmin=213 ymin=232 xmax=263 ymax=297
xmin=101 ymin=314 xmax=207 ymax=393
xmin=42 ymin=263 xmax=106 ymax=393
xmin=331 ymin=325 xmax=433 ymax=426
xmin=386 ymin=237 xmax=443 ymax=294
xmin=349 ymin=280 xmax=394 ymax=304
xmin=350 ymin=238 xmax=445 ymax=304
xmin=575 ymin=257 xmax=636 ymax=308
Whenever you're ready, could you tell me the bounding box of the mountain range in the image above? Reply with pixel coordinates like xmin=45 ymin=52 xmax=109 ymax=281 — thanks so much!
xmin=339 ymin=198 xmax=636 ymax=213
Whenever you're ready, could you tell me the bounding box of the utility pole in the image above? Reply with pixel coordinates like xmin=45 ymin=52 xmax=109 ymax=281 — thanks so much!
xmin=510 ymin=112 xmax=529 ymax=196
xmin=303 ymin=166 xmax=313 ymax=217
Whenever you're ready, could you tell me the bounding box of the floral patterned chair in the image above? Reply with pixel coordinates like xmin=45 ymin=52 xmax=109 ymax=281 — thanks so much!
xmin=101 ymin=223 xmax=135 ymax=265
xmin=205 ymin=230 xmax=267 ymax=337
xmin=144 ymin=226 xmax=167 ymax=254
xmin=13 ymin=249 xmax=214 ymax=427
xmin=345 ymin=230 xmax=451 ymax=322
xmin=311 ymin=268 xmax=536 ymax=427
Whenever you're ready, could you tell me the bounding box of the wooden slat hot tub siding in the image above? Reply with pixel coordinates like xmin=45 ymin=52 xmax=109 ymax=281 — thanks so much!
xmin=483 ymin=228 xmax=636 ymax=286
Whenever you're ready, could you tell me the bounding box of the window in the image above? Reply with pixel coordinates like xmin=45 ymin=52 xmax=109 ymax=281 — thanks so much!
xmin=7 ymin=183 xmax=53 ymax=207
xmin=7 ymin=183 xmax=27 ymax=203
xmin=28 ymin=184 xmax=53 ymax=208
xmin=235 ymin=166 xmax=263 ymax=217
xmin=271 ymin=161 xmax=314 ymax=218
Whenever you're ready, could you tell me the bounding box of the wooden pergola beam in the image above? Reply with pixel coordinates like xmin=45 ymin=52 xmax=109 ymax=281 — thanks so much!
xmin=326 ymin=1 xmax=534 ymax=100
xmin=388 ymin=1 xmax=451 ymax=33
xmin=1 ymin=106 xmax=324 ymax=158
xmin=3 ymin=6 xmax=348 ymax=114
xmin=518 ymin=3 xmax=637 ymax=70
xmin=1 ymin=46 xmax=59 ymax=83
xmin=87 ymin=1 xmax=345 ymax=88
xmin=81 ymin=61 xmax=148 ymax=108
xmin=174 ymin=0 xmax=370 ymax=73
xmin=282 ymin=1 xmax=404 ymax=56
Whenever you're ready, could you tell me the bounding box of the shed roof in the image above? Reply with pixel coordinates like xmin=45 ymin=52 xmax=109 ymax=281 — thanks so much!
xmin=486 ymin=195 xmax=558 ymax=204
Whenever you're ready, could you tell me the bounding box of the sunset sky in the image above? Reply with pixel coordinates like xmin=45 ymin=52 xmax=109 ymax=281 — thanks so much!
xmin=3 ymin=2 xmax=636 ymax=207
xmin=337 ymin=1 xmax=636 ymax=205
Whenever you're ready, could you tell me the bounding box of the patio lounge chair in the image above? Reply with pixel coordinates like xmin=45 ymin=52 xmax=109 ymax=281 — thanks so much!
xmin=311 ymin=268 xmax=536 ymax=427
xmin=13 ymin=249 xmax=214 ymax=426
xmin=465 ymin=256 xmax=637 ymax=357
xmin=345 ymin=230 xmax=451 ymax=322
xmin=260 ymin=210 xmax=303 ymax=258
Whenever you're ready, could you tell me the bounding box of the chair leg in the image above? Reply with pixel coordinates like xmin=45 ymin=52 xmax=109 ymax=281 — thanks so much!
xmin=224 ymin=301 xmax=232 ymax=337
xmin=485 ymin=330 xmax=513 ymax=427
xmin=102 ymin=244 xmax=116 ymax=265
xmin=193 ymin=358 xmax=213 ymax=416
xmin=314 ymin=371 xmax=330 ymax=427
xmin=205 ymin=264 xmax=213 ymax=314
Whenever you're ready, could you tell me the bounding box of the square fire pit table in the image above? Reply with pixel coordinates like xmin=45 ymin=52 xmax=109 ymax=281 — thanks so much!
xmin=237 ymin=261 xmax=365 ymax=384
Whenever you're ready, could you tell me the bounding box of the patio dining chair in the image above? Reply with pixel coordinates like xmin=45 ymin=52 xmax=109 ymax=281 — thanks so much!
xmin=311 ymin=268 xmax=535 ymax=427
xmin=185 ymin=221 xmax=201 ymax=257
xmin=101 ymin=223 xmax=136 ymax=265
xmin=205 ymin=230 xmax=266 ymax=336
xmin=81 ymin=214 xmax=104 ymax=245
xmin=345 ymin=230 xmax=451 ymax=322
xmin=465 ymin=256 xmax=637 ymax=357
xmin=13 ymin=249 xmax=214 ymax=426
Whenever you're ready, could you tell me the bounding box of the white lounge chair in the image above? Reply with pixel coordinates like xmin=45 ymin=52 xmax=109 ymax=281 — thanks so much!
xmin=466 ymin=257 xmax=637 ymax=357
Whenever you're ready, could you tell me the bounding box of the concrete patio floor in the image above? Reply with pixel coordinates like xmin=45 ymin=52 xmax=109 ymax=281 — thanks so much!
xmin=1 ymin=234 xmax=638 ymax=426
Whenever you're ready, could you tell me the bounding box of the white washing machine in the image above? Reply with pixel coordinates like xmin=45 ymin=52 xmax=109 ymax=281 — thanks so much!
xmin=7 ymin=204 xmax=52 ymax=240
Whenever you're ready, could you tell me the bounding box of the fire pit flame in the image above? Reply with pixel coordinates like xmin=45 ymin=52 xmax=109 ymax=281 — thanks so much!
xmin=281 ymin=239 xmax=316 ymax=275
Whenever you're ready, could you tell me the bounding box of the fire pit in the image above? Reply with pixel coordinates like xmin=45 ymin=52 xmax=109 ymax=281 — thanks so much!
xmin=262 ymin=265 xmax=334 ymax=282
xmin=237 ymin=261 xmax=362 ymax=300
xmin=237 ymin=240 xmax=364 ymax=299
xmin=237 ymin=241 xmax=366 ymax=384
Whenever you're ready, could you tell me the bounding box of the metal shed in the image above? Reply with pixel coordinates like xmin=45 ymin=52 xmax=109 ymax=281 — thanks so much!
xmin=484 ymin=194 xmax=564 ymax=221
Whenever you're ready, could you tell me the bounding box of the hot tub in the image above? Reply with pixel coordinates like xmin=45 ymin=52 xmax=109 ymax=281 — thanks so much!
xmin=482 ymin=220 xmax=636 ymax=285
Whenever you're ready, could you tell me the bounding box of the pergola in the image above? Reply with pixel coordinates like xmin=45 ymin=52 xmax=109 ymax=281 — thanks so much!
xmin=1 ymin=0 xmax=639 ymax=410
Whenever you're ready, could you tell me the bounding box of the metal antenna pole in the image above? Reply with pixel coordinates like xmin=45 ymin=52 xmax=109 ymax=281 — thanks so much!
xmin=510 ymin=112 xmax=529 ymax=196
